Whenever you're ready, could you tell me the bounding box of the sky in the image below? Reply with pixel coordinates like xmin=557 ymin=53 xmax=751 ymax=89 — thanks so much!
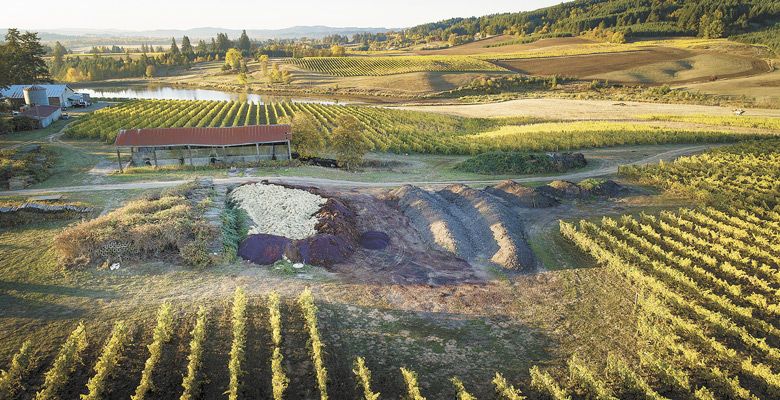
xmin=2 ymin=0 xmax=563 ymax=31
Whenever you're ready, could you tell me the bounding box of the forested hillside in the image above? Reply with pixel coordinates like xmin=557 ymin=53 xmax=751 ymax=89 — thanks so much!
xmin=407 ymin=0 xmax=780 ymax=42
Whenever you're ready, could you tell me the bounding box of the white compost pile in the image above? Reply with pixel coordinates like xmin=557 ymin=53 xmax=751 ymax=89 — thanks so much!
xmin=230 ymin=183 xmax=327 ymax=240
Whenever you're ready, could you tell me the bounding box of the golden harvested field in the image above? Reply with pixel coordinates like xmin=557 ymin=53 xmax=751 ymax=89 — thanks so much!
xmin=413 ymin=35 xmax=597 ymax=55
xmin=682 ymin=68 xmax=780 ymax=107
xmin=400 ymin=98 xmax=780 ymax=120
xmin=593 ymin=52 xmax=771 ymax=84
xmin=493 ymin=42 xmax=769 ymax=84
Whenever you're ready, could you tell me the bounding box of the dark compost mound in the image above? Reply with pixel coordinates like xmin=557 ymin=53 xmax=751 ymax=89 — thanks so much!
xmin=238 ymin=234 xmax=292 ymax=265
xmin=296 ymin=234 xmax=354 ymax=266
xmin=587 ymin=179 xmax=627 ymax=197
xmin=360 ymin=231 xmax=391 ymax=250
xmin=485 ymin=180 xmax=558 ymax=208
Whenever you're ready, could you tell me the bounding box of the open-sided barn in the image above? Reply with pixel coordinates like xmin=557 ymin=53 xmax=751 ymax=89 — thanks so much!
xmin=114 ymin=125 xmax=292 ymax=170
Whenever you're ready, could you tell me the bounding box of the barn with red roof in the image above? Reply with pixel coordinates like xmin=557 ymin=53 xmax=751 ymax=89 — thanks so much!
xmin=113 ymin=125 xmax=292 ymax=171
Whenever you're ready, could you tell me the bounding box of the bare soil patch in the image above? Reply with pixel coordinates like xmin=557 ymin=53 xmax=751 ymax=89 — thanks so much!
xmin=495 ymin=47 xmax=692 ymax=78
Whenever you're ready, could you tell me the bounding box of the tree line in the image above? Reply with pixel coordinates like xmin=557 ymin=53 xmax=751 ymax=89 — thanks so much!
xmin=402 ymin=0 xmax=779 ymax=42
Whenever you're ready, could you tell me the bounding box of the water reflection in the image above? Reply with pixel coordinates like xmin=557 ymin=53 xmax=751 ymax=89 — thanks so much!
xmin=73 ymin=84 xmax=344 ymax=104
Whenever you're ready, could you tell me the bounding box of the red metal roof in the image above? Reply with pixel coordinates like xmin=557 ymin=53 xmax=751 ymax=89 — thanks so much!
xmin=114 ymin=125 xmax=292 ymax=147
xmin=19 ymin=105 xmax=60 ymax=119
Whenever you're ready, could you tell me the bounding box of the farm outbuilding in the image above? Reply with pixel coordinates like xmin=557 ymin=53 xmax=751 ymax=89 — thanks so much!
xmin=18 ymin=105 xmax=62 ymax=128
xmin=0 ymin=84 xmax=76 ymax=108
xmin=114 ymin=125 xmax=292 ymax=170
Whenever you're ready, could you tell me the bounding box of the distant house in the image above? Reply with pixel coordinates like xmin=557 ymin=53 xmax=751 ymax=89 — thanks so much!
xmin=114 ymin=125 xmax=293 ymax=170
xmin=0 ymin=84 xmax=76 ymax=108
xmin=18 ymin=105 xmax=62 ymax=128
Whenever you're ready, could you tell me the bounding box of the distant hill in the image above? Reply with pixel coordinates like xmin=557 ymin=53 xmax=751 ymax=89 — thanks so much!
xmin=4 ymin=26 xmax=394 ymax=41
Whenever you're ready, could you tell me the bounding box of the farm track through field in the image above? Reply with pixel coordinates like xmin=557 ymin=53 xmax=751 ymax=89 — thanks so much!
xmin=0 ymin=144 xmax=719 ymax=196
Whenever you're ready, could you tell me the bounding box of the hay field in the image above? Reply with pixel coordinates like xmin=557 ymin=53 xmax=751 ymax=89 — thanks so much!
xmin=593 ymin=52 xmax=770 ymax=84
xmin=413 ymin=35 xmax=596 ymax=55
xmin=400 ymin=98 xmax=780 ymax=120
xmin=682 ymin=68 xmax=780 ymax=108
xmin=494 ymin=41 xmax=769 ymax=84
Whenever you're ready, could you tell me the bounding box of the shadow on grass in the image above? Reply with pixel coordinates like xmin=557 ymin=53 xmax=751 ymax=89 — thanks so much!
xmin=0 ymin=280 xmax=118 ymax=299
xmin=0 ymin=293 xmax=86 ymax=319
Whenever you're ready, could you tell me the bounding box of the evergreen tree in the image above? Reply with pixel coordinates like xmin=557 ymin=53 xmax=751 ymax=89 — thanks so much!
xmin=216 ymin=33 xmax=232 ymax=54
xmin=238 ymin=30 xmax=251 ymax=55
xmin=180 ymin=35 xmax=193 ymax=56
xmin=52 ymin=41 xmax=67 ymax=68
xmin=195 ymin=40 xmax=208 ymax=55
xmin=169 ymin=38 xmax=180 ymax=55
xmin=0 ymin=28 xmax=51 ymax=88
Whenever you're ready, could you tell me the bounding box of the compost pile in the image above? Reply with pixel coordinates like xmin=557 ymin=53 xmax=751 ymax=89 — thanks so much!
xmin=389 ymin=184 xmax=537 ymax=271
xmin=234 ymin=183 xmax=359 ymax=267
xmin=389 ymin=179 xmax=629 ymax=271
xmin=231 ymin=183 xmax=326 ymax=240
xmin=534 ymin=179 xmax=628 ymax=200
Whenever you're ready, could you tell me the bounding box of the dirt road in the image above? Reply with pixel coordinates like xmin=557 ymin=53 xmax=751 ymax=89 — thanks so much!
xmin=0 ymin=144 xmax=715 ymax=196
xmin=399 ymin=98 xmax=780 ymax=120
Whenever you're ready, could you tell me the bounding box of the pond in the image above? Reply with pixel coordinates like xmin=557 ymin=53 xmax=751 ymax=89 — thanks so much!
xmin=72 ymin=84 xmax=346 ymax=104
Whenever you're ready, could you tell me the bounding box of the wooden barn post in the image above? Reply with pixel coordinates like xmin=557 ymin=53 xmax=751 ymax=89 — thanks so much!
xmin=116 ymin=148 xmax=123 ymax=173
xmin=187 ymin=145 xmax=194 ymax=166
xmin=152 ymin=147 xmax=158 ymax=168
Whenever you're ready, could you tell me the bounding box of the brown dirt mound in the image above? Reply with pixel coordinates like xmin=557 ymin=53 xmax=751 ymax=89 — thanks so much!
xmin=536 ymin=180 xmax=584 ymax=200
xmin=484 ymin=180 xmax=558 ymax=208
xmin=388 ymin=185 xmax=475 ymax=259
xmin=438 ymin=184 xmax=536 ymax=271
xmin=588 ymin=180 xmax=628 ymax=197
xmin=315 ymin=198 xmax=359 ymax=241
xmin=535 ymin=179 xmax=628 ymax=201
